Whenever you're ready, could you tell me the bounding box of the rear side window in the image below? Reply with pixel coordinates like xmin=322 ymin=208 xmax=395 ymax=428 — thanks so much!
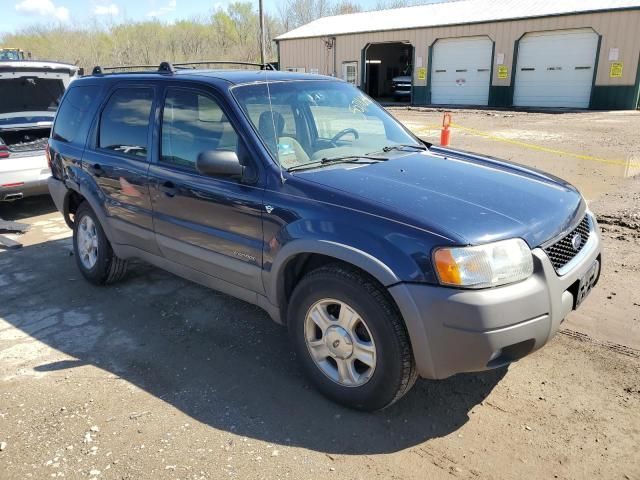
xmin=98 ymin=88 xmax=153 ymax=159
xmin=161 ymin=89 xmax=238 ymax=170
xmin=52 ymin=85 xmax=100 ymax=143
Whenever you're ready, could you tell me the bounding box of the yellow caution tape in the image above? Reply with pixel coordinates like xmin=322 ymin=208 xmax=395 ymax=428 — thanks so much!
xmin=411 ymin=122 xmax=640 ymax=169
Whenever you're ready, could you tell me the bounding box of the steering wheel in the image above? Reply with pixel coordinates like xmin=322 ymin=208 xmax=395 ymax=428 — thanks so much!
xmin=330 ymin=128 xmax=359 ymax=145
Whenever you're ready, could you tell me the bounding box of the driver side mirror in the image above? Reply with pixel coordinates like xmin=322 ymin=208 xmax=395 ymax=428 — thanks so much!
xmin=196 ymin=150 xmax=245 ymax=178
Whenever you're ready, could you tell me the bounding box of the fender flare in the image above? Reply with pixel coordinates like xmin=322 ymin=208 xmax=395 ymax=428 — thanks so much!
xmin=63 ymin=178 xmax=117 ymax=244
xmin=266 ymin=239 xmax=401 ymax=311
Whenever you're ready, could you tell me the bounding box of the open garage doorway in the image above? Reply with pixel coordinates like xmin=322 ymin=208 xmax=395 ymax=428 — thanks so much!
xmin=363 ymin=42 xmax=413 ymax=104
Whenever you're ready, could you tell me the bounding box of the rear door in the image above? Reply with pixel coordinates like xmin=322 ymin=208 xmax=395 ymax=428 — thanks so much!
xmin=82 ymin=83 xmax=159 ymax=253
xmin=148 ymin=85 xmax=265 ymax=294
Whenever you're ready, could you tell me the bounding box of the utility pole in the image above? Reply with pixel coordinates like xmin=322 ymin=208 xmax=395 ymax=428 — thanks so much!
xmin=259 ymin=0 xmax=265 ymax=65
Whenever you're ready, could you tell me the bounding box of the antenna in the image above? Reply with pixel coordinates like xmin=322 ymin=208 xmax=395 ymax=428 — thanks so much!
xmin=259 ymin=0 xmax=266 ymax=66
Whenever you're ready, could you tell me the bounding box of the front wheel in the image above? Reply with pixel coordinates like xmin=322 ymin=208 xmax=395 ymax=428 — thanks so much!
xmin=288 ymin=264 xmax=417 ymax=411
xmin=73 ymin=202 xmax=127 ymax=285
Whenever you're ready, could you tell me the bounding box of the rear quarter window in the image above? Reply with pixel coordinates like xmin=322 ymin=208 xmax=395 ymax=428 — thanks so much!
xmin=52 ymin=85 xmax=100 ymax=143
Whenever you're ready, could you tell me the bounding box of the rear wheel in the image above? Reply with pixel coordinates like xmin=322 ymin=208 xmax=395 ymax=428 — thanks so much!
xmin=288 ymin=263 xmax=417 ymax=411
xmin=73 ymin=202 xmax=127 ymax=285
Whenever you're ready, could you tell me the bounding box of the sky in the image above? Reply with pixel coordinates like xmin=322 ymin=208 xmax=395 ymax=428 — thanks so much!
xmin=0 ymin=0 xmax=386 ymax=34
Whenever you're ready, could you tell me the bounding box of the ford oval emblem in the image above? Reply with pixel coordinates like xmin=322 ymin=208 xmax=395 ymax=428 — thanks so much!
xmin=571 ymin=233 xmax=582 ymax=251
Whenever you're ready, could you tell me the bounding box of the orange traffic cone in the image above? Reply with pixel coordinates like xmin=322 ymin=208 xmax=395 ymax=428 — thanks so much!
xmin=440 ymin=112 xmax=452 ymax=147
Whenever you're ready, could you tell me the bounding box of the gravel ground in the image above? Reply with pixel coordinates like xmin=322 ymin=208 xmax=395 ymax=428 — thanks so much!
xmin=1 ymin=109 xmax=639 ymax=479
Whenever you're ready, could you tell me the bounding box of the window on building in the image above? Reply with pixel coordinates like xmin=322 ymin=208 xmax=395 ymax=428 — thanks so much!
xmin=285 ymin=67 xmax=306 ymax=73
xmin=342 ymin=62 xmax=358 ymax=85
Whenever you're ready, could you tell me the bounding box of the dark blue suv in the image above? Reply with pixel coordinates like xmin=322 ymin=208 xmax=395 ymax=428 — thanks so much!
xmin=48 ymin=62 xmax=602 ymax=410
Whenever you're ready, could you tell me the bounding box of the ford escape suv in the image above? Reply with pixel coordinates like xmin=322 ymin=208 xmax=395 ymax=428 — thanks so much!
xmin=48 ymin=63 xmax=602 ymax=411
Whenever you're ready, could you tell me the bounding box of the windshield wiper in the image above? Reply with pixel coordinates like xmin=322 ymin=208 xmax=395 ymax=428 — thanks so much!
xmin=381 ymin=144 xmax=428 ymax=153
xmin=287 ymin=155 xmax=388 ymax=172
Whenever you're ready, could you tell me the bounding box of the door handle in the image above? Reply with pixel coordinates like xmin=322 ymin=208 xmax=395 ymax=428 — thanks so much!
xmin=88 ymin=163 xmax=103 ymax=177
xmin=159 ymin=180 xmax=177 ymax=198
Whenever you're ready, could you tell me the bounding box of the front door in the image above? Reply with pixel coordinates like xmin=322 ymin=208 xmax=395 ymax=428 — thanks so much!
xmin=148 ymin=86 xmax=265 ymax=294
xmin=83 ymin=84 xmax=159 ymax=253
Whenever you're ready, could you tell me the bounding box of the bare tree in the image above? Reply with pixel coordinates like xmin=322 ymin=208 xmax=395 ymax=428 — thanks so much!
xmin=0 ymin=0 xmax=442 ymax=70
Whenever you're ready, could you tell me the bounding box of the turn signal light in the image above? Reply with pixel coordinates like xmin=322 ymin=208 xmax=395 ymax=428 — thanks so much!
xmin=434 ymin=249 xmax=462 ymax=285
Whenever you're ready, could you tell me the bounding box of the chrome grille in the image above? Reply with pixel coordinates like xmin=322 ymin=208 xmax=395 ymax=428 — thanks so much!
xmin=543 ymin=215 xmax=591 ymax=271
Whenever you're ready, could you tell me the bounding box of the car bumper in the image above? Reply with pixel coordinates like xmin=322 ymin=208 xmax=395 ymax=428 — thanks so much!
xmin=0 ymin=153 xmax=50 ymax=201
xmin=389 ymin=214 xmax=603 ymax=379
xmin=47 ymin=176 xmax=68 ymax=213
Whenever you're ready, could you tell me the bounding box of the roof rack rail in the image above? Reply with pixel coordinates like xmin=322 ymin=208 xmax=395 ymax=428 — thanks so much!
xmin=171 ymin=61 xmax=276 ymax=70
xmin=90 ymin=60 xmax=275 ymax=77
xmin=91 ymin=63 xmax=172 ymax=75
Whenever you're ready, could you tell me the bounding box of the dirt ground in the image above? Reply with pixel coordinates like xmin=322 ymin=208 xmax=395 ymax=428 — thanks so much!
xmin=1 ymin=109 xmax=639 ymax=480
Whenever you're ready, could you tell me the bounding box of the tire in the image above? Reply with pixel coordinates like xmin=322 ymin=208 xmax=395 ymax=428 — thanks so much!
xmin=288 ymin=263 xmax=417 ymax=411
xmin=73 ymin=202 xmax=127 ymax=285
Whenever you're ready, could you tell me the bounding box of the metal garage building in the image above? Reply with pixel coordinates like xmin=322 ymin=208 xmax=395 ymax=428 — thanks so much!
xmin=275 ymin=0 xmax=640 ymax=109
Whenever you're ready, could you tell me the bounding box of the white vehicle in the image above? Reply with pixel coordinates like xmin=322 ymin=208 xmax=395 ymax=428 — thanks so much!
xmin=0 ymin=60 xmax=79 ymax=201
xmin=392 ymin=74 xmax=412 ymax=100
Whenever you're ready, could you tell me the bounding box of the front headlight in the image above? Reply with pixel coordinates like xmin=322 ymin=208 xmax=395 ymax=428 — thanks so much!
xmin=433 ymin=238 xmax=533 ymax=288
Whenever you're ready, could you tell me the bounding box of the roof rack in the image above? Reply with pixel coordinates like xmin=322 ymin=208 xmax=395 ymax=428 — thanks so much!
xmin=171 ymin=61 xmax=276 ymax=70
xmin=90 ymin=60 xmax=275 ymax=76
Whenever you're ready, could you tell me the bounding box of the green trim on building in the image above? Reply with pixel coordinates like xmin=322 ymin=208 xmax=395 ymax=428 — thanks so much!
xmin=588 ymin=35 xmax=603 ymax=108
xmin=412 ymin=86 xmax=428 ymax=105
xmin=360 ymin=46 xmax=367 ymax=89
xmin=591 ymin=85 xmax=639 ymax=110
xmin=424 ymin=43 xmax=433 ymax=105
xmin=634 ymin=53 xmax=640 ymax=109
xmin=488 ymin=86 xmax=512 ymax=107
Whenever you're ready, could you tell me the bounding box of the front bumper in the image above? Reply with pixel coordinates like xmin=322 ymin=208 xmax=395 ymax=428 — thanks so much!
xmin=389 ymin=215 xmax=602 ymax=379
xmin=393 ymin=89 xmax=411 ymax=98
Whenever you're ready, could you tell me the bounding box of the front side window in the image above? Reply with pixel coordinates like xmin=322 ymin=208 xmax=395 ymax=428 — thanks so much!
xmin=98 ymin=88 xmax=153 ymax=159
xmin=232 ymin=80 xmax=420 ymax=170
xmin=161 ymin=89 xmax=238 ymax=170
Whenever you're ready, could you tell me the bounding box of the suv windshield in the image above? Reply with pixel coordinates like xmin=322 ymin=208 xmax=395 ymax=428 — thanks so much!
xmin=0 ymin=50 xmax=22 ymax=61
xmin=232 ymin=80 xmax=422 ymax=170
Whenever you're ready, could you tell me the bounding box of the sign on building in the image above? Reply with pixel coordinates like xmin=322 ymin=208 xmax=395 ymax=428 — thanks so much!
xmin=609 ymin=62 xmax=623 ymax=78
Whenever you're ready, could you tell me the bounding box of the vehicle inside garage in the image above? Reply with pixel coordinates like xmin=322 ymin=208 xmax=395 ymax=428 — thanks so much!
xmin=363 ymin=42 xmax=413 ymax=104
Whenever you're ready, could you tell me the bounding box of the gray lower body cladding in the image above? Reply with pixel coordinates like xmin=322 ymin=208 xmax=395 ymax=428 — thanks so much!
xmin=389 ymin=218 xmax=602 ymax=379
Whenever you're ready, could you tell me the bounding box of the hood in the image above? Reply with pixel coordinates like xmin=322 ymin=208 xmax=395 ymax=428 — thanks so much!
xmin=0 ymin=61 xmax=77 ymax=122
xmin=296 ymin=149 xmax=584 ymax=247
xmin=392 ymin=75 xmax=411 ymax=83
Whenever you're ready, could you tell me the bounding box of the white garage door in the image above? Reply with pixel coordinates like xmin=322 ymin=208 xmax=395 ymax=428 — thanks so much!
xmin=431 ymin=36 xmax=493 ymax=105
xmin=514 ymin=29 xmax=599 ymax=108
